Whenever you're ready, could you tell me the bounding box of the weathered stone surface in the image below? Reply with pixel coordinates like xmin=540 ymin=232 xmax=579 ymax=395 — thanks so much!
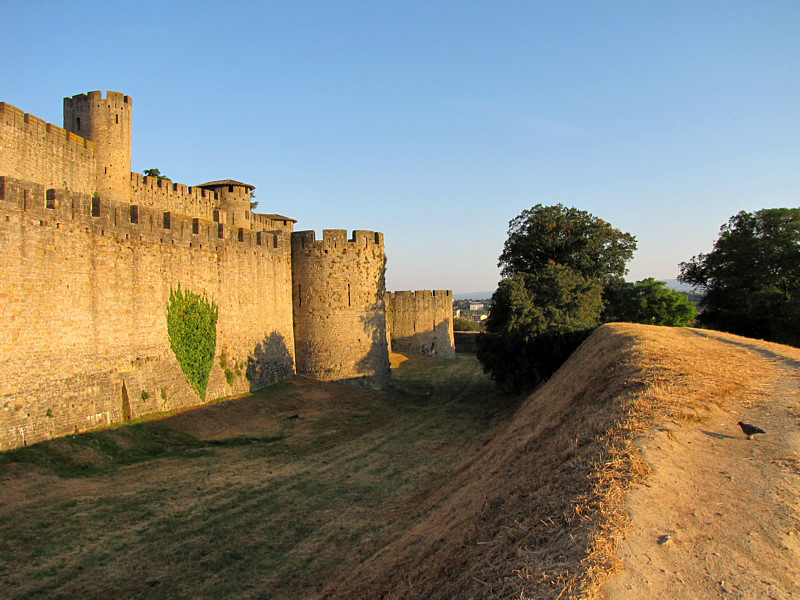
xmin=0 ymin=176 xmax=295 ymax=449
xmin=291 ymin=230 xmax=391 ymax=389
xmin=385 ymin=290 xmax=455 ymax=359
xmin=0 ymin=90 xmax=399 ymax=450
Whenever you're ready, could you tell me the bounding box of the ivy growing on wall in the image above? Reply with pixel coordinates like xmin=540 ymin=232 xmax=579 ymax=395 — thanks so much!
xmin=166 ymin=286 xmax=218 ymax=400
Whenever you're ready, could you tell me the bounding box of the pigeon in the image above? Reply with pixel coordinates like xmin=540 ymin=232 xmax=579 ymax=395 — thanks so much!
xmin=738 ymin=421 xmax=765 ymax=440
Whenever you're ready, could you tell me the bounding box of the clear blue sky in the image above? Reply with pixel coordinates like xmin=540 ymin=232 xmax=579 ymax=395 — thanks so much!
xmin=3 ymin=1 xmax=798 ymax=293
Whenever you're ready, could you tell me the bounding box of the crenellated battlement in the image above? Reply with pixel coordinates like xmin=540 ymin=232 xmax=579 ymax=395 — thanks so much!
xmin=386 ymin=290 xmax=452 ymax=300
xmin=130 ymin=172 xmax=219 ymax=221
xmin=291 ymin=229 xmax=384 ymax=250
xmin=63 ymin=90 xmax=131 ymax=108
xmin=0 ymin=102 xmax=96 ymax=197
xmin=385 ymin=289 xmax=455 ymax=359
xmin=0 ymin=102 xmax=95 ymax=150
xmin=0 ymin=176 xmax=290 ymax=255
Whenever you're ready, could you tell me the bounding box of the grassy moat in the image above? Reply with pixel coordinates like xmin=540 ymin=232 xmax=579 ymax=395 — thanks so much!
xmin=0 ymin=354 xmax=515 ymax=599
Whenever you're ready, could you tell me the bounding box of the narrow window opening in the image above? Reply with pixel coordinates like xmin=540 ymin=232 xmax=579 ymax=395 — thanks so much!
xmin=130 ymin=205 xmax=139 ymax=224
xmin=91 ymin=197 xmax=100 ymax=217
xmin=163 ymin=212 xmax=171 ymax=230
xmin=256 ymin=232 xmax=262 ymax=246
xmin=47 ymin=189 xmax=58 ymax=210
xmin=104 ymin=166 xmax=107 ymax=175
xmin=348 ymin=284 xmax=351 ymax=307
xmin=218 ymin=223 xmax=224 ymax=239
xmin=213 ymin=209 xmax=220 ymax=223
xmin=273 ymin=234 xmax=278 ymax=249
xmin=76 ymin=117 xmax=81 ymax=131
xmin=115 ymin=114 xmax=119 ymax=124
xmin=228 ymin=185 xmax=233 ymax=193
xmin=121 ymin=382 xmax=132 ymax=423
xmin=238 ymin=228 xmax=244 ymax=242
xmin=192 ymin=218 xmax=199 ymax=234
xmin=245 ymin=210 xmax=250 ymax=220
xmin=298 ymin=285 xmax=302 ymax=308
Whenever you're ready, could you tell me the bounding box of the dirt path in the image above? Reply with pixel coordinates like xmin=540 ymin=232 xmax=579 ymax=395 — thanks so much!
xmin=601 ymin=335 xmax=800 ymax=599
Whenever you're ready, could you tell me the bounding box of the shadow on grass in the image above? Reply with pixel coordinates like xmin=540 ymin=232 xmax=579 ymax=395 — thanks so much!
xmin=0 ymin=423 xmax=287 ymax=478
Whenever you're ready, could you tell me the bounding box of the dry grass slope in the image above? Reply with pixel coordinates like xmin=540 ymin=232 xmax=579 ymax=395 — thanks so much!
xmin=321 ymin=323 xmax=779 ymax=599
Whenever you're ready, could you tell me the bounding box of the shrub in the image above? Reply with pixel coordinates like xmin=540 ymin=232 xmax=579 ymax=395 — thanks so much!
xmin=453 ymin=318 xmax=481 ymax=332
xmin=166 ymin=286 xmax=218 ymax=400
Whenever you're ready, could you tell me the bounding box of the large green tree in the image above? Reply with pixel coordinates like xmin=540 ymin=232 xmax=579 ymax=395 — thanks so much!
xmin=603 ymin=278 xmax=695 ymax=326
xmin=478 ymin=204 xmax=636 ymax=392
xmin=499 ymin=204 xmax=637 ymax=282
xmin=679 ymin=208 xmax=800 ymax=346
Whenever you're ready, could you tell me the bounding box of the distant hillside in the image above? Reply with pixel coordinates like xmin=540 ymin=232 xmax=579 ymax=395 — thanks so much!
xmin=660 ymin=278 xmax=699 ymax=293
xmin=454 ymin=291 xmax=494 ymax=300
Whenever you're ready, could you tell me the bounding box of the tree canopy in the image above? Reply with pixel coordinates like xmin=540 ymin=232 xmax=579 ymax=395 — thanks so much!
xmin=499 ymin=204 xmax=637 ymax=283
xmin=679 ymin=208 xmax=800 ymax=346
xmin=478 ymin=204 xmax=636 ymax=392
xmin=603 ymin=278 xmax=695 ymax=326
xmin=143 ymin=168 xmax=169 ymax=181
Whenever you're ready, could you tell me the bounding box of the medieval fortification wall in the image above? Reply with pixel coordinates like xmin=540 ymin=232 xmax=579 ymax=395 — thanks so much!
xmin=385 ymin=290 xmax=455 ymax=359
xmin=0 ymin=176 xmax=295 ymax=449
xmin=0 ymin=102 xmax=96 ymax=195
xmin=291 ymin=230 xmax=391 ymax=388
xmin=0 ymin=89 xmax=451 ymax=450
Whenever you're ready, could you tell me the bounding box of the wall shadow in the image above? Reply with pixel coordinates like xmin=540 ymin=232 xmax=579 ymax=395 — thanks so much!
xmin=246 ymin=331 xmax=295 ymax=391
xmin=391 ymin=319 xmax=454 ymax=359
xmin=354 ymin=257 xmax=391 ymax=388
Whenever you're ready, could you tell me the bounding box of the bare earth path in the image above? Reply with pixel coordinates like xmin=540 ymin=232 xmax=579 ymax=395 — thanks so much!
xmin=602 ymin=333 xmax=800 ymax=599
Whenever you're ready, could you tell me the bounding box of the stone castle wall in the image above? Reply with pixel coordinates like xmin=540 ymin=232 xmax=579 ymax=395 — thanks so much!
xmin=63 ymin=91 xmax=132 ymax=203
xmin=129 ymin=172 xmax=218 ymax=221
xmin=291 ymin=230 xmax=391 ymax=388
xmin=0 ymin=102 xmax=96 ymax=196
xmin=386 ymin=290 xmax=455 ymax=359
xmin=0 ymin=176 xmax=295 ymax=450
xmin=0 ymin=90 xmax=405 ymax=451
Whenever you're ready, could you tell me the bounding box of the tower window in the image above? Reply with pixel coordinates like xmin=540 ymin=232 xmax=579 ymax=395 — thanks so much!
xmin=76 ymin=117 xmax=81 ymax=131
xmin=116 ymin=114 xmax=119 ymax=124
xmin=228 ymin=185 xmax=234 ymax=193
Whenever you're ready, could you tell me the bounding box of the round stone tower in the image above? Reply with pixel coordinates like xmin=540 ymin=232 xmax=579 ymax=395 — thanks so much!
xmin=197 ymin=180 xmax=254 ymax=230
xmin=63 ymin=91 xmax=132 ymax=202
xmin=291 ymin=229 xmax=391 ymax=388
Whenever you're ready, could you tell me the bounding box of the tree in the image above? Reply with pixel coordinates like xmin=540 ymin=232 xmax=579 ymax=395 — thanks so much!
xmin=679 ymin=208 xmax=800 ymax=346
xmin=250 ymin=190 xmax=258 ymax=211
xmin=499 ymin=204 xmax=636 ymax=283
xmin=603 ymin=278 xmax=695 ymax=326
xmin=478 ymin=205 xmax=636 ymax=392
xmin=144 ymin=168 xmax=169 ymax=181
xmin=453 ymin=318 xmax=481 ymax=332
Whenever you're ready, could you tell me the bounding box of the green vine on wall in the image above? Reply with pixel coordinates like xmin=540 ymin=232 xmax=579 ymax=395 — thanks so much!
xmin=166 ymin=286 xmax=218 ymax=400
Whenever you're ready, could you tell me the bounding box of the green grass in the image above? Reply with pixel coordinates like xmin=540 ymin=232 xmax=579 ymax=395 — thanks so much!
xmin=0 ymin=354 xmax=514 ymax=599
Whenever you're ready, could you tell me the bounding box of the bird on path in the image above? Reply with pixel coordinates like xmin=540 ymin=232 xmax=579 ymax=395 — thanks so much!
xmin=738 ymin=422 xmax=766 ymax=440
